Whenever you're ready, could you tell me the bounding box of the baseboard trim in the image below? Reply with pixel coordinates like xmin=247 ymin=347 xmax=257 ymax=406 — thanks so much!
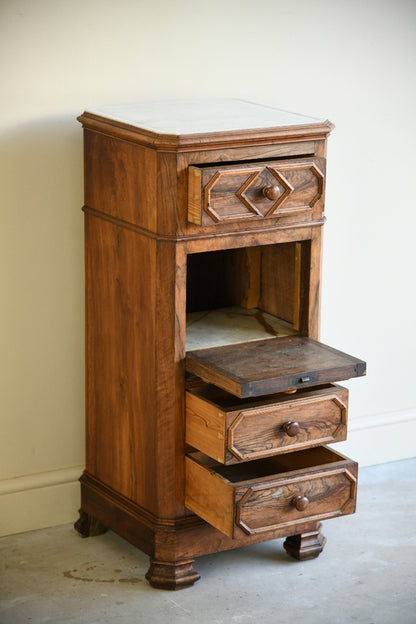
xmin=0 ymin=466 xmax=83 ymax=537
xmin=332 ymin=408 xmax=416 ymax=466
xmin=0 ymin=465 xmax=84 ymax=496
xmin=349 ymin=408 xmax=416 ymax=433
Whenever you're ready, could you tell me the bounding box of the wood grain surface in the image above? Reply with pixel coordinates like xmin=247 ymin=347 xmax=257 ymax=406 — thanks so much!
xmin=185 ymin=447 xmax=357 ymax=538
xmin=186 ymin=336 xmax=366 ymax=397
xmin=186 ymin=383 xmax=348 ymax=464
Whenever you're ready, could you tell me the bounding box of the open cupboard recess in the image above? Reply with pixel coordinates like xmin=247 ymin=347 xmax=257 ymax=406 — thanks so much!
xmin=186 ymin=241 xmax=310 ymax=350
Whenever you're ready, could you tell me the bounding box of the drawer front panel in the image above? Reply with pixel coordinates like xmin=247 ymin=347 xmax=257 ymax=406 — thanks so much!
xmin=188 ymin=157 xmax=325 ymax=226
xmin=235 ymin=468 xmax=356 ymax=536
xmin=228 ymin=387 xmax=348 ymax=462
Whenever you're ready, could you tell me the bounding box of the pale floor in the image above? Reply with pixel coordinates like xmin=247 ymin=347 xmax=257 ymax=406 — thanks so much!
xmin=1 ymin=458 xmax=415 ymax=624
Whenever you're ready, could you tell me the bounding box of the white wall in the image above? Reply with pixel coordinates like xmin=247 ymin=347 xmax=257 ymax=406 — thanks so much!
xmin=1 ymin=0 xmax=415 ymax=536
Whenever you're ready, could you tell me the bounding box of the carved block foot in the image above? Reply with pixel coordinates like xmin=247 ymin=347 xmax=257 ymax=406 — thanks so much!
xmin=74 ymin=509 xmax=108 ymax=538
xmin=283 ymin=523 xmax=327 ymax=561
xmin=145 ymin=558 xmax=201 ymax=590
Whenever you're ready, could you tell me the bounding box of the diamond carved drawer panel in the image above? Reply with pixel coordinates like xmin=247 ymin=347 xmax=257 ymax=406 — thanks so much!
xmin=188 ymin=157 xmax=325 ymax=226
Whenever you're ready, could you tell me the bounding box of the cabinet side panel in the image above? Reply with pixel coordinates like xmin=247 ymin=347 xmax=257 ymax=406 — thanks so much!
xmin=154 ymin=242 xmax=188 ymax=518
xmin=157 ymin=152 xmax=179 ymax=235
xmin=84 ymin=130 xmax=157 ymax=231
xmin=306 ymin=228 xmax=322 ymax=339
xmin=85 ymin=214 xmax=157 ymax=511
xmin=259 ymin=242 xmax=297 ymax=323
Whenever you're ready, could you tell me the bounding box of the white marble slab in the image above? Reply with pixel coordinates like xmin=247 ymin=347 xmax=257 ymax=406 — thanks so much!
xmin=85 ymin=99 xmax=323 ymax=136
xmin=186 ymin=306 xmax=297 ymax=351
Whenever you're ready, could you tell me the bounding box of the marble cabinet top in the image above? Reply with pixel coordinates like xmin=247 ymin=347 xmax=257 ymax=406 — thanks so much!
xmin=85 ymin=99 xmax=324 ymax=136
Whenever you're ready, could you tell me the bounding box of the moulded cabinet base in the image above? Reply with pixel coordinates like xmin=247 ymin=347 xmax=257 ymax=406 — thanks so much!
xmin=76 ymin=474 xmax=335 ymax=589
xmin=145 ymin=558 xmax=201 ymax=590
xmin=283 ymin=522 xmax=326 ymax=560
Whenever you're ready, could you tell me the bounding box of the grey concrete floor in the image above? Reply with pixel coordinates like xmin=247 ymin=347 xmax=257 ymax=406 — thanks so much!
xmin=1 ymin=458 xmax=415 ymax=624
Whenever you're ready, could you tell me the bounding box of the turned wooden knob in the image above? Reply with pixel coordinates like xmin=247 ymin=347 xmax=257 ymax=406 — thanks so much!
xmin=292 ymin=495 xmax=309 ymax=511
xmin=283 ymin=421 xmax=300 ymax=437
xmin=262 ymin=184 xmax=280 ymax=200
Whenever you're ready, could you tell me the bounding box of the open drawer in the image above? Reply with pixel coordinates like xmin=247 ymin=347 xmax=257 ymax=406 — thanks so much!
xmin=186 ymin=336 xmax=366 ymax=398
xmin=186 ymin=382 xmax=349 ymax=464
xmin=187 ymin=156 xmax=325 ymax=226
xmin=185 ymin=447 xmax=358 ymax=538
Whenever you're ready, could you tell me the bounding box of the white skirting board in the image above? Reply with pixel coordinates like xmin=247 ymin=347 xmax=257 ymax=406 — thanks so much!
xmin=0 ymin=410 xmax=415 ymax=537
xmin=0 ymin=466 xmax=82 ymax=537
xmin=331 ymin=408 xmax=416 ymax=467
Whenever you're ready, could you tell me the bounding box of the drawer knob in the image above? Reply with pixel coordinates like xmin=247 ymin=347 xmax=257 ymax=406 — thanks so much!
xmin=292 ymin=495 xmax=309 ymax=511
xmin=262 ymin=184 xmax=280 ymax=200
xmin=283 ymin=421 xmax=300 ymax=437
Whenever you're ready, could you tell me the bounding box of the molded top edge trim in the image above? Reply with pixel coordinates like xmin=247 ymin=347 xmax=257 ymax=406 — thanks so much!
xmin=78 ymin=99 xmax=334 ymax=150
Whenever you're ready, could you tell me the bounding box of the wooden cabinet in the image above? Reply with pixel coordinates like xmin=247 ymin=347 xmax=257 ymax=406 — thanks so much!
xmin=75 ymin=99 xmax=366 ymax=590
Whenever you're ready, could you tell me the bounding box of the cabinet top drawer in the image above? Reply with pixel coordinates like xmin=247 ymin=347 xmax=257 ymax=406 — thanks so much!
xmin=188 ymin=156 xmax=325 ymax=227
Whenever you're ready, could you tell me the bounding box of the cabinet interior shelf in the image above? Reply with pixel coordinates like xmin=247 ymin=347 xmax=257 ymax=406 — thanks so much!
xmin=186 ymin=306 xmax=297 ymax=351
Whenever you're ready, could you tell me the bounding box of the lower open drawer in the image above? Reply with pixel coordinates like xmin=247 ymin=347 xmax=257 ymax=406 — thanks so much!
xmin=185 ymin=447 xmax=358 ymax=538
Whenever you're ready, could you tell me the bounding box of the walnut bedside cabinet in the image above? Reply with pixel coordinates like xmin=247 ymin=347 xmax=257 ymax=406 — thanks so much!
xmin=74 ymin=99 xmax=366 ymax=590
